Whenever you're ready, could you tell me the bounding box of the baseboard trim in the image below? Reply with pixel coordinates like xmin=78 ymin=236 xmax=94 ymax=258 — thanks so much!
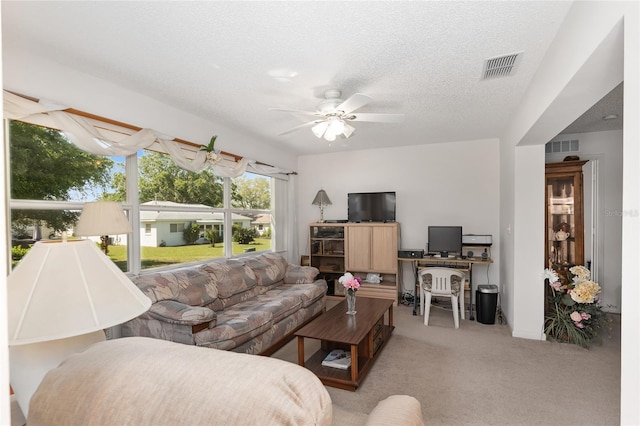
xmin=512 ymin=329 xmax=546 ymax=340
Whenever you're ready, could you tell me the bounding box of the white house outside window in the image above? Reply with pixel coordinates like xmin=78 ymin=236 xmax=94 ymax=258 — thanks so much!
xmin=7 ymin=120 xmax=276 ymax=273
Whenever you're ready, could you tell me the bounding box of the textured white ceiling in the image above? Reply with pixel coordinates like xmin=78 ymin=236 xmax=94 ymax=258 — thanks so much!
xmin=2 ymin=1 xmax=620 ymax=155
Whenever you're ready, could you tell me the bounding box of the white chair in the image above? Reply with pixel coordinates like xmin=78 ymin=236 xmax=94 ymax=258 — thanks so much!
xmin=419 ymin=267 xmax=466 ymax=328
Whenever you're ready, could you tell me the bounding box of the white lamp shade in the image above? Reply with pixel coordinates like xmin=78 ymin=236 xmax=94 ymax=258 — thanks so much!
xmin=343 ymin=123 xmax=355 ymax=138
xmin=75 ymin=201 xmax=132 ymax=236
xmin=311 ymin=121 xmax=329 ymax=138
xmin=327 ymin=117 xmax=345 ymax=135
xmin=324 ymin=131 xmax=337 ymax=142
xmin=8 ymin=239 xmax=151 ymax=345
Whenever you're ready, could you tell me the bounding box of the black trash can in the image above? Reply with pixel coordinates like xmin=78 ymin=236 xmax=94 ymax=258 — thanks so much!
xmin=476 ymin=284 xmax=499 ymax=324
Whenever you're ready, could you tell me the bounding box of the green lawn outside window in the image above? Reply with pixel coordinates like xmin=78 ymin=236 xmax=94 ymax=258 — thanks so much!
xmin=107 ymin=238 xmax=272 ymax=271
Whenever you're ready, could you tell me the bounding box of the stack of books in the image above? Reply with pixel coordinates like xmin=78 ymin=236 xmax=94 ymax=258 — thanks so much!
xmin=321 ymin=349 xmax=351 ymax=370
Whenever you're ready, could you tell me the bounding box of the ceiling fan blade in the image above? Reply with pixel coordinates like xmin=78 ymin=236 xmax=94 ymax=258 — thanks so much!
xmin=335 ymin=93 xmax=373 ymax=114
xmin=277 ymin=120 xmax=324 ymax=136
xmin=269 ymin=107 xmax=321 ymax=117
xmin=349 ymin=113 xmax=405 ymax=123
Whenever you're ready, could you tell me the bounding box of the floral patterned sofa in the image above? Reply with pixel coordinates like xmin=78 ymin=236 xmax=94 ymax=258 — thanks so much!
xmin=121 ymin=252 xmax=327 ymax=355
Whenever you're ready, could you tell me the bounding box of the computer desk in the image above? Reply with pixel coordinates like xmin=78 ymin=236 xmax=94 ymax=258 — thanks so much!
xmin=398 ymin=256 xmax=493 ymax=320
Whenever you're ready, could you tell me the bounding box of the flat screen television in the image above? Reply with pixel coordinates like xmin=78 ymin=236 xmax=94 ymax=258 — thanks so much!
xmin=427 ymin=226 xmax=462 ymax=257
xmin=347 ymin=192 xmax=396 ymax=223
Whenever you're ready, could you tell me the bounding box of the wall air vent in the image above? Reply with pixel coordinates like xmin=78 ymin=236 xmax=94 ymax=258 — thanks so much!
xmin=545 ymin=139 xmax=580 ymax=154
xmin=481 ymin=52 xmax=522 ymax=80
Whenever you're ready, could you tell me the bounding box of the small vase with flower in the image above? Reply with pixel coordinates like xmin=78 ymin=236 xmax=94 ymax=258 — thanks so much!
xmin=339 ymin=272 xmax=362 ymax=315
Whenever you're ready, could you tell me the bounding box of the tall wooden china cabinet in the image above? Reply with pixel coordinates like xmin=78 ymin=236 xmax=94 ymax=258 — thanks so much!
xmin=544 ymin=160 xmax=587 ymax=315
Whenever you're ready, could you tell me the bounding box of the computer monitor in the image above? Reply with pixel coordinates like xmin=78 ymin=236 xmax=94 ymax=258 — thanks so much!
xmin=427 ymin=226 xmax=463 ymax=258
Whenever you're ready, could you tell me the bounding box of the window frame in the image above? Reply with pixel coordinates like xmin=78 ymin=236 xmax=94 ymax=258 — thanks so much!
xmin=8 ymin=142 xmax=275 ymax=274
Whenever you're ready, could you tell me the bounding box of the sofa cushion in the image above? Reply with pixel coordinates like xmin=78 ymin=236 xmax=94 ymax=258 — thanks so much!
xmin=201 ymin=259 xmax=257 ymax=299
xmin=284 ymin=264 xmax=320 ymax=284
xmin=148 ymin=300 xmax=216 ymax=326
xmin=248 ymin=293 xmax=302 ymax=323
xmin=244 ymin=252 xmax=288 ymax=286
xmin=217 ymin=287 xmax=262 ymax=310
xmin=132 ymin=267 xmax=218 ymax=305
xmin=194 ymin=306 xmax=273 ymax=350
xmin=271 ymin=282 xmax=327 ymax=308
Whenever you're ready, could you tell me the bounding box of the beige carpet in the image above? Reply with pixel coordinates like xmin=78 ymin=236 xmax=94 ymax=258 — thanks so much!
xmin=273 ymin=300 xmax=620 ymax=425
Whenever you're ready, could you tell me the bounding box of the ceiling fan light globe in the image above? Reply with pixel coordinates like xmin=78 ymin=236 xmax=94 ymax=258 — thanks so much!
xmin=327 ymin=117 xmax=345 ymax=135
xmin=311 ymin=121 xmax=328 ymax=138
xmin=343 ymin=123 xmax=355 ymax=138
xmin=324 ymin=131 xmax=337 ymax=142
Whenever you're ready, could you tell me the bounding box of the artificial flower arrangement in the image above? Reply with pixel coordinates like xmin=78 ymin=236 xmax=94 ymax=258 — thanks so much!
xmin=543 ymin=265 xmax=607 ymax=348
xmin=338 ymin=272 xmax=362 ymax=295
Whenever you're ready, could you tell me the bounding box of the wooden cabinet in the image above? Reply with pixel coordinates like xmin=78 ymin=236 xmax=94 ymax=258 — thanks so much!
xmin=545 ymin=160 xmax=587 ymax=271
xmin=310 ymin=224 xmax=345 ymax=278
xmin=346 ymin=224 xmax=398 ymax=273
xmin=545 ymin=160 xmax=587 ymax=316
xmin=310 ymin=222 xmax=400 ymax=305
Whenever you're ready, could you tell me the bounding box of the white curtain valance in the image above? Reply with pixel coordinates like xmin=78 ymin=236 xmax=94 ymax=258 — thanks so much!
xmin=48 ymin=110 xmax=156 ymax=157
xmin=3 ymin=90 xmax=292 ymax=178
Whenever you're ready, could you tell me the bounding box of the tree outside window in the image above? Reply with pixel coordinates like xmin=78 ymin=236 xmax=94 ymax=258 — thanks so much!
xmin=9 ymin=120 xmax=274 ymax=271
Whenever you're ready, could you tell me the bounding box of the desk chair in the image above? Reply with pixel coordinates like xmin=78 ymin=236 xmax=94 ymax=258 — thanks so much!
xmin=418 ymin=267 xmax=466 ymax=328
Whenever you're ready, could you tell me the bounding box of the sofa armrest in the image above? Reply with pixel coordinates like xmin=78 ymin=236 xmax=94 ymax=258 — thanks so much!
xmin=364 ymin=395 xmax=424 ymax=426
xmin=284 ymin=264 xmax=320 ymax=284
xmin=146 ymin=300 xmax=217 ymax=327
xmin=29 ymin=337 xmax=333 ymax=426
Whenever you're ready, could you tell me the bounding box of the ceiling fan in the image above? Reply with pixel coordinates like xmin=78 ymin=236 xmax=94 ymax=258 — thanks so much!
xmin=269 ymin=89 xmax=404 ymax=142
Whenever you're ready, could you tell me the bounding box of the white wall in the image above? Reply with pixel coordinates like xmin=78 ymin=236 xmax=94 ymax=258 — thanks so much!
xmin=500 ymin=2 xmax=638 ymax=423
xmin=621 ymin=5 xmax=640 ymax=423
xmin=547 ymin=130 xmax=623 ymax=313
xmin=297 ymin=139 xmax=500 ymax=298
xmin=512 ymin=145 xmax=546 ymax=340
xmin=0 ymin=6 xmax=11 ymax=422
xmin=501 ymin=4 xmax=627 ymax=339
xmin=2 ymin=46 xmax=298 ymax=173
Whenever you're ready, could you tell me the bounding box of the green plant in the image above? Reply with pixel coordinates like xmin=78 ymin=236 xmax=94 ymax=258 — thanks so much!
xmin=11 ymin=245 xmax=30 ymax=261
xmin=205 ymin=229 xmax=222 ymax=245
xmin=233 ymin=226 xmax=258 ymax=244
xmin=543 ymin=266 xmax=608 ymax=348
xmin=183 ymin=222 xmax=200 ymax=245
xmin=199 ymin=135 xmax=218 ymax=153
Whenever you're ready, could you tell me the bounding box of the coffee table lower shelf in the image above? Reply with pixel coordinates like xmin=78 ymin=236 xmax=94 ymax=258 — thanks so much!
xmin=301 ymin=326 xmax=393 ymax=391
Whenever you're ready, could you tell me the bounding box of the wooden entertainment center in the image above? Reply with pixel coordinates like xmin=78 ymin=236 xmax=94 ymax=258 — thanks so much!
xmin=309 ymin=222 xmax=399 ymax=305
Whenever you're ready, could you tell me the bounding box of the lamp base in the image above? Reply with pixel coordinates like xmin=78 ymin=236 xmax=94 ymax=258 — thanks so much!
xmin=100 ymin=235 xmax=109 ymax=255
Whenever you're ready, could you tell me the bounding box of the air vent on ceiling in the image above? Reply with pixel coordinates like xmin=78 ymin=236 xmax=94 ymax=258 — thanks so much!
xmin=545 ymin=139 xmax=580 ymax=154
xmin=482 ymin=52 xmax=522 ymax=80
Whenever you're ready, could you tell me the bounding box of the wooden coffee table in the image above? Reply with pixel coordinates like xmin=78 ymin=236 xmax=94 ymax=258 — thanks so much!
xmin=295 ymin=296 xmax=394 ymax=391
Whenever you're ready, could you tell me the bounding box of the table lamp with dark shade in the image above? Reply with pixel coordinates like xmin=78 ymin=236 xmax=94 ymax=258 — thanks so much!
xmin=312 ymin=189 xmax=332 ymax=222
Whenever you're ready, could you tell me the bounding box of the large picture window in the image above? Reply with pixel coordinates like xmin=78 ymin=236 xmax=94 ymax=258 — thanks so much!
xmin=8 ymin=120 xmax=275 ymax=273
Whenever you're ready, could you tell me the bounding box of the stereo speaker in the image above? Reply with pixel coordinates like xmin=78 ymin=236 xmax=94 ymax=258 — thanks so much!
xmin=398 ymin=249 xmax=424 ymax=259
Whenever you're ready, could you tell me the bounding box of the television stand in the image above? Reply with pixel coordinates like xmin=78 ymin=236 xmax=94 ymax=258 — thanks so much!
xmin=310 ymin=222 xmax=400 ymax=305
